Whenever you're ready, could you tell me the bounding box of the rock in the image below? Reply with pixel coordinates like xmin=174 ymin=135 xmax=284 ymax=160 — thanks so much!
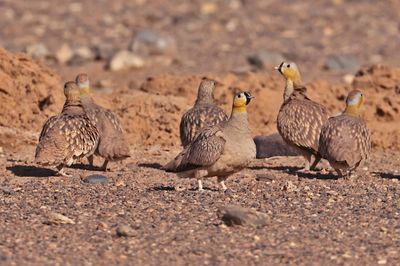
xmin=254 ymin=133 xmax=301 ymax=158
xmin=108 ymin=50 xmax=145 ymax=71
xmin=282 ymin=181 xmax=298 ymax=192
xmin=83 ymin=175 xmax=108 ymax=184
xmin=324 ymin=55 xmax=360 ymax=71
xmin=44 ymin=212 xmax=75 ymax=225
xmin=25 ymin=43 xmax=49 ymax=59
xmin=55 ymin=44 xmax=74 ymax=64
xmin=201 ymin=2 xmax=218 ymax=14
xmin=116 ymin=225 xmax=135 ymax=237
xmin=218 ymin=205 xmax=268 ymax=228
xmin=0 ymin=186 xmax=14 ymax=195
xmin=255 ymin=173 xmax=275 ymax=182
xmin=247 ymin=51 xmax=285 ymax=69
xmin=69 ymin=46 xmax=94 ymax=65
xmin=130 ymin=30 xmax=177 ymax=56
xmin=93 ymin=43 xmax=115 ymax=60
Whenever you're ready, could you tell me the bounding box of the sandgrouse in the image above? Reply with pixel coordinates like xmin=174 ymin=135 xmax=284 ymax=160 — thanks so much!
xmin=275 ymin=62 xmax=329 ymax=171
xmin=75 ymin=73 xmax=130 ymax=171
xmin=319 ymin=90 xmax=371 ymax=177
xmin=180 ymin=78 xmax=228 ymax=147
xmin=163 ymin=91 xmax=256 ymax=191
xmin=35 ymin=81 xmax=99 ymax=176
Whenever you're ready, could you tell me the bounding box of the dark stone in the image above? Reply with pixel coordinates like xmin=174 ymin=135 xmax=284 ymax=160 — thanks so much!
xmin=254 ymin=133 xmax=301 ymax=158
xmin=219 ymin=205 xmax=268 ymax=228
xmin=83 ymin=175 xmax=108 ymax=184
xmin=324 ymin=55 xmax=360 ymax=71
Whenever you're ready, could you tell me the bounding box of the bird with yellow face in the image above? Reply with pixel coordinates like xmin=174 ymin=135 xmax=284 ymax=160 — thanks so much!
xmin=318 ymin=90 xmax=371 ymax=177
xmin=163 ymin=91 xmax=256 ymax=192
xmin=275 ymin=61 xmax=330 ymax=172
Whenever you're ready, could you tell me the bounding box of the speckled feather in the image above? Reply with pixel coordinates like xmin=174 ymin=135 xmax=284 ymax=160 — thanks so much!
xmin=319 ymin=114 xmax=371 ymax=169
xmin=82 ymin=99 xmax=130 ymax=160
xmin=180 ymin=104 xmax=228 ymax=147
xmin=277 ymin=87 xmax=329 ymax=154
xmin=35 ymin=103 xmax=99 ymax=166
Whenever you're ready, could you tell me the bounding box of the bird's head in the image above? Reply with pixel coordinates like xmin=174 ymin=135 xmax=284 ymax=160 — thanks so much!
xmin=344 ymin=90 xmax=364 ymax=116
xmin=232 ymin=91 xmax=254 ymax=113
xmin=196 ymin=78 xmax=217 ymax=103
xmin=275 ymin=62 xmax=302 ymax=83
xmin=64 ymin=81 xmax=80 ymax=101
xmin=75 ymin=73 xmax=90 ymax=94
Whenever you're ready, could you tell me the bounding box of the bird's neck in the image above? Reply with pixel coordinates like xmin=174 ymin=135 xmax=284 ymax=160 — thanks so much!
xmin=62 ymin=99 xmax=85 ymax=114
xmin=195 ymin=94 xmax=214 ymax=105
xmin=227 ymin=110 xmax=250 ymax=133
xmin=284 ymin=78 xmax=302 ymax=101
xmin=343 ymin=105 xmax=360 ymax=117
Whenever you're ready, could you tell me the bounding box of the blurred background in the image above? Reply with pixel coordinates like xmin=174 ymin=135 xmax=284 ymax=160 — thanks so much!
xmin=1 ymin=0 xmax=399 ymax=82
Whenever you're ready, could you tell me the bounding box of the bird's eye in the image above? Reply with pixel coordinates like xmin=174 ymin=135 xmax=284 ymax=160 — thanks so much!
xmin=287 ymin=64 xmax=291 ymax=68
xmin=238 ymin=94 xmax=242 ymax=98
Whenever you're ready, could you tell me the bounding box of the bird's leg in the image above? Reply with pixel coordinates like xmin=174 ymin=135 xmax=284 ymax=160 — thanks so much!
xmin=335 ymin=168 xmax=343 ymax=178
xmin=100 ymin=159 xmax=109 ymax=172
xmin=198 ymin=180 xmax=204 ymax=192
xmin=217 ymin=176 xmax=228 ymax=192
xmin=87 ymin=155 xmax=94 ymax=167
xmin=56 ymin=164 xmax=72 ymax=177
xmin=298 ymin=153 xmax=312 ymax=172
xmin=310 ymin=155 xmax=322 ymax=171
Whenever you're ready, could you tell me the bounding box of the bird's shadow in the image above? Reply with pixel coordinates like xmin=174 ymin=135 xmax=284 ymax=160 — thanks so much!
xmin=7 ymin=165 xmax=57 ymax=177
xmin=373 ymin=171 xmax=400 ymax=180
xmin=138 ymin=163 xmax=163 ymax=170
xmin=69 ymin=163 xmax=101 ymax=171
xmin=250 ymin=165 xmax=338 ymax=180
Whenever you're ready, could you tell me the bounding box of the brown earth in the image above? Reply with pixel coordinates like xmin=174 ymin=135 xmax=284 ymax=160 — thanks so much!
xmin=1 ymin=0 xmax=400 ymax=265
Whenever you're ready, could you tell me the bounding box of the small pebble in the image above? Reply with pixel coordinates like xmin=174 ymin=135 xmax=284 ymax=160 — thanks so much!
xmin=83 ymin=175 xmax=108 ymax=184
xmin=116 ymin=225 xmax=135 ymax=237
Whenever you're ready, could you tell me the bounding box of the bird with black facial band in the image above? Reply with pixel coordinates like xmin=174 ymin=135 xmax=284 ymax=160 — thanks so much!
xmin=163 ymin=91 xmax=256 ymax=192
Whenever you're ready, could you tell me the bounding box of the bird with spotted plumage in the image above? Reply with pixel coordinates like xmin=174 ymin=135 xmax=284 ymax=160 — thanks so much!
xmin=35 ymin=81 xmax=99 ymax=176
xmin=179 ymin=78 xmax=228 ymax=148
xmin=162 ymin=91 xmax=256 ymax=192
xmin=275 ymin=61 xmax=330 ymax=171
xmin=75 ymin=73 xmax=130 ymax=171
xmin=319 ymin=90 xmax=371 ymax=178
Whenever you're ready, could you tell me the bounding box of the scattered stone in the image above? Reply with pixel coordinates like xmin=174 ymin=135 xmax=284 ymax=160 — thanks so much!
xmin=69 ymin=46 xmax=94 ymax=65
xmin=282 ymin=181 xmax=298 ymax=192
xmin=343 ymin=74 xmax=355 ymax=84
xmin=201 ymin=2 xmax=218 ymax=14
xmin=55 ymin=44 xmax=74 ymax=64
xmin=25 ymin=43 xmax=49 ymax=59
xmin=254 ymin=133 xmax=301 ymax=158
xmin=255 ymin=173 xmax=275 ymax=182
xmin=93 ymin=43 xmax=115 ymax=61
xmin=108 ymin=50 xmax=145 ymax=71
xmin=44 ymin=212 xmax=75 ymax=225
xmin=324 ymin=55 xmax=360 ymax=71
xmin=219 ymin=205 xmax=268 ymax=228
xmin=130 ymin=30 xmax=177 ymax=56
xmin=116 ymin=225 xmax=135 ymax=237
xmin=83 ymin=174 xmax=108 ymax=184
xmin=247 ymin=50 xmax=285 ymax=69
xmin=0 ymin=186 xmax=13 ymax=195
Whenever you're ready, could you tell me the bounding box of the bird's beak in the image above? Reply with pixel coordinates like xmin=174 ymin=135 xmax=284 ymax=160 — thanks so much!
xmin=274 ymin=65 xmax=279 ymax=70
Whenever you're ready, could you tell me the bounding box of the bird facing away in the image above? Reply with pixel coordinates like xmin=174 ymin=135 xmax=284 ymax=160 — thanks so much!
xmin=76 ymin=73 xmax=130 ymax=171
xmin=179 ymin=78 xmax=228 ymax=147
xmin=318 ymin=90 xmax=371 ymax=177
xmin=163 ymin=91 xmax=256 ymax=191
xmin=35 ymin=82 xmax=99 ymax=176
xmin=275 ymin=62 xmax=330 ymax=171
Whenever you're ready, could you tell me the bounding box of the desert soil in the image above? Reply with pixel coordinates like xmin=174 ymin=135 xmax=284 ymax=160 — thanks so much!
xmin=0 ymin=0 xmax=400 ymax=265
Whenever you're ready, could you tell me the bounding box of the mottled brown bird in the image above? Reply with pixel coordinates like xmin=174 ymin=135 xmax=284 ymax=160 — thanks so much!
xmin=163 ymin=91 xmax=256 ymax=191
xmin=275 ymin=62 xmax=329 ymax=171
xmin=319 ymin=90 xmax=371 ymax=177
xmin=76 ymin=73 xmax=130 ymax=171
xmin=180 ymin=78 xmax=228 ymax=147
xmin=35 ymin=82 xmax=99 ymax=176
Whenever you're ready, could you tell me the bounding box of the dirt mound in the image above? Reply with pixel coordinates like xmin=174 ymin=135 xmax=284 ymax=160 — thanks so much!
xmin=0 ymin=48 xmax=63 ymax=149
